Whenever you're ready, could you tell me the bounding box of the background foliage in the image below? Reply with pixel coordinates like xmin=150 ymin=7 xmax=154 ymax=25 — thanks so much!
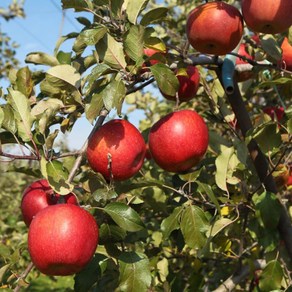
xmin=0 ymin=0 xmax=292 ymax=291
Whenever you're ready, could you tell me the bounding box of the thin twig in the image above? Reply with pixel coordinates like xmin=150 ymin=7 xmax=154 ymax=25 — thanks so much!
xmin=213 ymin=259 xmax=266 ymax=292
xmin=0 ymin=151 xmax=39 ymax=161
xmin=13 ymin=262 xmax=34 ymax=292
xmin=67 ymin=109 xmax=109 ymax=183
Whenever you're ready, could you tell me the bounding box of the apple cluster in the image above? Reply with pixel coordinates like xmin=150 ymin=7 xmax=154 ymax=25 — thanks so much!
xmin=186 ymin=0 xmax=292 ymax=55
xmin=86 ymin=110 xmax=208 ymax=181
xmin=21 ymin=180 xmax=99 ymax=276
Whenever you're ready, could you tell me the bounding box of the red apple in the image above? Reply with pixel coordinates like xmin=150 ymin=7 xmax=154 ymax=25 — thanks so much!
xmin=28 ymin=204 xmax=99 ymax=276
xmin=242 ymin=0 xmax=292 ymax=34
xmin=186 ymin=2 xmax=243 ymax=55
xmin=21 ymin=179 xmax=78 ymax=227
xmin=287 ymin=175 xmax=292 ymax=186
xmin=162 ymin=66 xmax=200 ymax=102
xmin=280 ymin=37 xmax=292 ymax=71
xmin=87 ymin=119 xmax=146 ymax=181
xmin=148 ymin=110 xmax=208 ymax=172
xmin=143 ymin=48 xmax=166 ymax=66
xmin=235 ymin=43 xmax=255 ymax=82
xmin=263 ymin=106 xmax=284 ymax=121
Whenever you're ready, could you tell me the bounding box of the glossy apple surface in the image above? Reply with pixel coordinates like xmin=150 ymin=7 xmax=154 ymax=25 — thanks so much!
xmin=186 ymin=2 xmax=243 ymax=55
xmin=143 ymin=48 xmax=166 ymax=67
xmin=28 ymin=204 xmax=99 ymax=276
xmin=287 ymin=175 xmax=292 ymax=186
xmin=242 ymin=0 xmax=292 ymax=34
xmin=281 ymin=37 xmax=292 ymax=71
xmin=87 ymin=119 xmax=146 ymax=181
xmin=21 ymin=179 xmax=78 ymax=227
xmin=148 ymin=110 xmax=208 ymax=172
xmin=162 ymin=66 xmax=200 ymax=102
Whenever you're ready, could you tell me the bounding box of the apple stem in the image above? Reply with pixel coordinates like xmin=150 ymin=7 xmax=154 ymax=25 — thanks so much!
xmin=107 ymin=153 xmax=114 ymax=183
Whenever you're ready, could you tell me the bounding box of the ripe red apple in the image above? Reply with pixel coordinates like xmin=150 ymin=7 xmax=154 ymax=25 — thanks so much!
xmin=235 ymin=43 xmax=255 ymax=82
xmin=21 ymin=179 xmax=78 ymax=227
xmin=87 ymin=119 xmax=146 ymax=181
xmin=28 ymin=204 xmax=99 ymax=276
xmin=287 ymin=174 xmax=292 ymax=186
xmin=162 ymin=66 xmax=200 ymax=102
xmin=242 ymin=0 xmax=292 ymax=34
xmin=280 ymin=37 xmax=292 ymax=71
xmin=148 ymin=110 xmax=208 ymax=172
xmin=263 ymin=106 xmax=284 ymax=121
xmin=143 ymin=48 xmax=166 ymax=66
xmin=186 ymin=2 xmax=243 ymax=55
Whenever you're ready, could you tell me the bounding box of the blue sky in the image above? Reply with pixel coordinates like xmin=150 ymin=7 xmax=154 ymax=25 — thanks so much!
xmin=1 ymin=0 xmax=144 ymax=150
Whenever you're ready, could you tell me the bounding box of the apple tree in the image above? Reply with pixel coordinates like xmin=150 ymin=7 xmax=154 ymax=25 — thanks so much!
xmin=0 ymin=0 xmax=292 ymax=291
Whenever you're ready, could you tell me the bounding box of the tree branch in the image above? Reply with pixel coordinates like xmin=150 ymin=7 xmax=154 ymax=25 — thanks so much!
xmin=67 ymin=109 xmax=109 ymax=183
xmin=216 ymin=69 xmax=292 ymax=260
xmin=13 ymin=262 xmax=34 ymax=292
xmin=213 ymin=259 xmax=266 ymax=292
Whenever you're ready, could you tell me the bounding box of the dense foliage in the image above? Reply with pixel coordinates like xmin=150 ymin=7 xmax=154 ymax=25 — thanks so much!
xmin=0 ymin=0 xmax=291 ymax=291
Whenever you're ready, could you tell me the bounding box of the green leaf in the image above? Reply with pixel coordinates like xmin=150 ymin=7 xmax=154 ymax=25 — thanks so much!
xmin=117 ymin=252 xmax=151 ymax=292
xmin=86 ymin=63 xmax=112 ymax=85
xmin=1 ymin=105 xmax=17 ymax=134
xmin=180 ymin=205 xmax=209 ymax=249
xmin=261 ymin=35 xmax=282 ymax=61
xmin=124 ymin=25 xmax=145 ymax=62
xmin=207 ymin=130 xmax=232 ymax=155
xmin=197 ymin=182 xmax=221 ymax=214
xmin=93 ymin=188 xmax=118 ymax=202
xmin=110 ymin=0 xmax=124 ymax=17
xmin=61 ymin=0 xmax=93 ymax=11
xmin=31 ymin=99 xmax=64 ymax=134
xmin=80 ymin=26 xmax=107 ymax=46
xmin=99 ymin=224 xmax=127 ymax=244
xmin=246 ymin=123 xmax=282 ymax=155
xmin=47 ymin=64 xmax=81 ymax=88
xmin=45 ymin=160 xmax=74 ymax=195
xmin=125 ymin=0 xmax=149 ymax=24
xmin=215 ymin=145 xmax=234 ymax=192
xmin=7 ymin=89 xmax=34 ymax=142
xmin=85 ymin=92 xmax=104 ymax=123
xmin=54 ymin=32 xmax=79 ymax=55
xmin=74 ymin=254 xmax=108 ymax=292
xmin=102 ymin=79 xmax=126 ymax=114
xmin=0 ymin=243 xmax=11 ymax=258
xmin=150 ymin=63 xmax=179 ymax=96
xmin=253 ymin=191 xmax=282 ymax=229
xmin=207 ymin=218 xmax=233 ymax=237
xmin=259 ymin=260 xmax=284 ymax=291
xmin=288 ymin=118 xmax=292 ymax=134
xmin=56 ymin=51 xmax=72 ymax=64
xmin=103 ymin=202 xmax=145 ymax=232
xmin=140 ymin=7 xmax=168 ymax=26
xmin=25 ymin=52 xmax=59 ymax=66
xmin=76 ymin=16 xmax=91 ymax=27
xmin=161 ymin=207 xmax=184 ymax=239
xmin=0 ymin=264 xmax=10 ymax=283
xmin=97 ymin=34 xmax=127 ymax=69
xmin=259 ymin=77 xmax=292 ymax=88
xmin=16 ymin=67 xmax=34 ymax=97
